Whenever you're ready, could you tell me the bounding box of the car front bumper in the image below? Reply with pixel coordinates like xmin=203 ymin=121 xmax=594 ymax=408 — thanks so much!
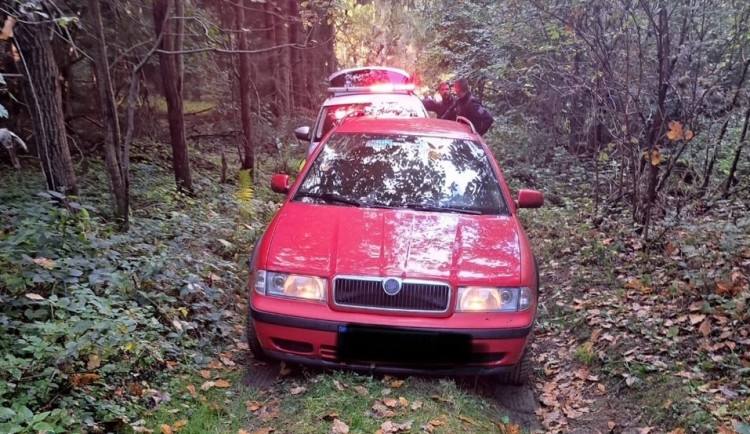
xmin=249 ymin=306 xmax=533 ymax=376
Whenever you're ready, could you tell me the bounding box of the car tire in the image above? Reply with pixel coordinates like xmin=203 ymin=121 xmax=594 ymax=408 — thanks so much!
xmin=496 ymin=340 xmax=533 ymax=386
xmin=246 ymin=310 xmax=269 ymax=361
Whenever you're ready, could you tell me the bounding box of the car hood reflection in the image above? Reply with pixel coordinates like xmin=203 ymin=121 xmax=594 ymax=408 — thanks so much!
xmin=266 ymin=203 xmax=521 ymax=283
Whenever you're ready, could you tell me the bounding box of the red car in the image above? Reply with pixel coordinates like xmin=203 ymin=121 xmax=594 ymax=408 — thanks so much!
xmin=247 ymin=117 xmax=543 ymax=384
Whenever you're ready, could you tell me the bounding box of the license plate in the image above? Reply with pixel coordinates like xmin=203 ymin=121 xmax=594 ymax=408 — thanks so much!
xmin=337 ymin=324 xmax=471 ymax=364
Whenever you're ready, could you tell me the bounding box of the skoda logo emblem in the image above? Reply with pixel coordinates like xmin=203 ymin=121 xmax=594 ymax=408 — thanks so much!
xmin=382 ymin=278 xmax=402 ymax=296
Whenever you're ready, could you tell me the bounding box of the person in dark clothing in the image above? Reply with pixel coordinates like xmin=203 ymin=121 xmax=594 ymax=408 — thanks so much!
xmin=441 ymin=78 xmax=494 ymax=136
xmin=422 ymin=81 xmax=455 ymax=118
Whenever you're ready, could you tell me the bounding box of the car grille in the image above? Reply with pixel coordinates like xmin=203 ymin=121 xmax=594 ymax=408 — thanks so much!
xmin=333 ymin=277 xmax=450 ymax=312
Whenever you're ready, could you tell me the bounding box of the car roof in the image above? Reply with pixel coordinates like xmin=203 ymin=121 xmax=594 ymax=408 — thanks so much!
xmin=321 ymin=92 xmax=424 ymax=107
xmin=332 ymin=117 xmax=478 ymax=140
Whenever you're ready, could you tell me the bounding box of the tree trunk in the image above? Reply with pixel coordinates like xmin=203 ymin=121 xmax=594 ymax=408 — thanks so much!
xmin=87 ymin=0 xmax=129 ymax=227
xmin=288 ymin=0 xmax=302 ymax=110
xmin=275 ymin=1 xmax=291 ymax=114
xmin=264 ymin=2 xmax=279 ymax=115
xmin=10 ymin=0 xmax=78 ymax=195
xmin=153 ymin=0 xmax=192 ymax=192
xmin=639 ymin=5 xmax=671 ymax=238
xmin=235 ymin=0 xmax=254 ymax=174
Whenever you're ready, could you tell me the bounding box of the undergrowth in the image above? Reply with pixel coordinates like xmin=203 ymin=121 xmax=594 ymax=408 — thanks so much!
xmin=0 ymin=155 xmax=278 ymax=433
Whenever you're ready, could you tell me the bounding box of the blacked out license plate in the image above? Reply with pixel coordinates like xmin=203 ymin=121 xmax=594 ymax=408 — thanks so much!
xmin=337 ymin=324 xmax=471 ymax=364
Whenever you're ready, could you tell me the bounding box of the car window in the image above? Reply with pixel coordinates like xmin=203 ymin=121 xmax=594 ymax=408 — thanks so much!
xmin=315 ymin=103 xmax=425 ymax=141
xmin=295 ymin=132 xmax=509 ymax=215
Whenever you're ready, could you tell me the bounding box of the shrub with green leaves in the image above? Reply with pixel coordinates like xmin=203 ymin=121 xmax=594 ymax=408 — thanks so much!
xmin=0 ymin=162 xmax=267 ymax=432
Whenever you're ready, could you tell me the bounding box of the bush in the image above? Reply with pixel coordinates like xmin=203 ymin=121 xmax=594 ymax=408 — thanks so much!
xmin=0 ymin=162 xmax=269 ymax=432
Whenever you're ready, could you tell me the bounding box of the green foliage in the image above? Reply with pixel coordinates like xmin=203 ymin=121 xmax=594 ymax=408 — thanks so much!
xmin=0 ymin=161 xmax=269 ymax=432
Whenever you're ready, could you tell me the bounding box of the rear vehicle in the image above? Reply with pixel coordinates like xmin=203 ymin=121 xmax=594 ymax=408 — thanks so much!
xmin=249 ymin=117 xmax=543 ymax=384
xmin=295 ymin=66 xmax=428 ymax=157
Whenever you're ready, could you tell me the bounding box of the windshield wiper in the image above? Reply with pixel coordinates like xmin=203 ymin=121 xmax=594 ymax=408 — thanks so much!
xmin=399 ymin=203 xmax=482 ymax=215
xmin=295 ymin=191 xmax=364 ymax=207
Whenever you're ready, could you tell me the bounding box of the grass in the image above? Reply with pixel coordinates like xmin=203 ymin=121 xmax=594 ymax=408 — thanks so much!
xmin=141 ymin=368 xmax=526 ymax=433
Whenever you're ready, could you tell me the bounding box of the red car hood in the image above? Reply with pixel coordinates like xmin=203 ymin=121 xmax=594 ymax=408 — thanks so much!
xmin=264 ymin=203 xmax=521 ymax=284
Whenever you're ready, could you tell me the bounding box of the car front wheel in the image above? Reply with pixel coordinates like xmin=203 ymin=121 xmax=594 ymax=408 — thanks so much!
xmin=246 ymin=310 xmax=269 ymax=361
xmin=496 ymin=341 xmax=533 ymax=385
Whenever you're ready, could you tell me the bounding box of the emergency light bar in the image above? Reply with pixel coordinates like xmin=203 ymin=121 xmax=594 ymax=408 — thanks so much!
xmin=327 ymin=83 xmax=416 ymax=94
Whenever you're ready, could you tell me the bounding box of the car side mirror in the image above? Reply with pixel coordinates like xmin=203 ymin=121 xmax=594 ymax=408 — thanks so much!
xmin=517 ymin=189 xmax=544 ymax=208
xmin=271 ymin=174 xmax=290 ymax=194
xmin=295 ymin=126 xmax=311 ymax=142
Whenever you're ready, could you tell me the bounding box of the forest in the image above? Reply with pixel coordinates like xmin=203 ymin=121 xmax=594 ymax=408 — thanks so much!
xmin=0 ymin=0 xmax=748 ymax=433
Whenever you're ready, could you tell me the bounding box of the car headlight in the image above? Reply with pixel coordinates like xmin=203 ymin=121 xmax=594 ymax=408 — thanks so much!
xmin=456 ymin=287 xmax=532 ymax=312
xmin=253 ymin=270 xmax=327 ymax=301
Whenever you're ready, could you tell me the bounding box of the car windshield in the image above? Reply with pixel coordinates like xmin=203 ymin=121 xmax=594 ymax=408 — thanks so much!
xmin=316 ymin=103 xmax=423 ymax=141
xmin=295 ymin=132 xmax=509 ymax=215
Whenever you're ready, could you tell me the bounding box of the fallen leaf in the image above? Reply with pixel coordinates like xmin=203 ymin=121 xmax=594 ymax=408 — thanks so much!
xmin=172 ymin=420 xmax=187 ymax=430
xmin=383 ymin=397 xmax=398 ymax=408
xmin=249 ymin=428 xmax=274 ymax=434
xmin=258 ymin=401 xmax=281 ymax=421
xmin=430 ymin=395 xmax=454 ymax=405
xmin=689 ymin=314 xmax=706 ymax=325
xmin=589 ymin=328 xmax=602 ymax=342
xmin=70 ymin=373 xmax=100 ymax=387
xmin=410 ymin=400 xmax=422 ymax=410
xmin=87 ymin=354 xmax=101 ymax=370
xmin=624 ymin=278 xmax=642 ymax=290
xmin=201 ymin=381 xmax=215 ymax=391
xmin=186 ymin=385 xmax=197 ymax=397
xmin=208 ymin=361 xmax=223 ymax=370
xmin=380 ymin=420 xmax=412 ymax=433
xmin=331 ymin=418 xmax=350 ymax=434
xmin=458 ymin=415 xmax=477 ymax=425
xmin=333 ymin=380 xmax=346 ymax=391
xmin=698 ymin=319 xmax=712 ymax=337
xmin=391 ymin=380 xmax=404 ymax=388
xmin=32 ymin=257 xmax=55 ymax=269
xmin=667 ymin=429 xmax=685 ymax=434
xmin=321 ymin=411 xmax=339 ymax=421
xmin=290 ymin=386 xmax=306 ymax=395
xmin=200 ymin=370 xmax=211 ymax=379
xmin=160 ymin=425 xmax=173 ymax=434
xmin=278 ymin=363 xmax=292 ymax=377
xmin=398 ymin=397 xmax=408 ymax=407
xmin=214 ymin=379 xmax=231 ymax=388
xmin=246 ymin=400 xmax=261 ymax=412
xmin=574 ymin=368 xmax=589 ymax=380
xmin=353 ymin=385 xmax=368 ymax=396
xmin=607 ymin=421 xmax=616 ymax=430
